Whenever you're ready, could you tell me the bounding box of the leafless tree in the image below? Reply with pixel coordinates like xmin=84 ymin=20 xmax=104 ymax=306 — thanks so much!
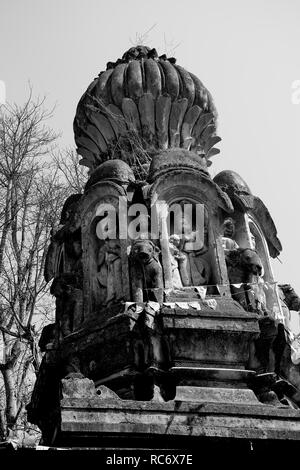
xmin=52 ymin=147 xmax=86 ymax=194
xmin=0 ymin=90 xmax=78 ymax=444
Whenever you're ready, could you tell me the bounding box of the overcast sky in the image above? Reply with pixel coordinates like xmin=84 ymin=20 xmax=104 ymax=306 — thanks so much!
xmin=1 ymin=0 xmax=300 ymax=294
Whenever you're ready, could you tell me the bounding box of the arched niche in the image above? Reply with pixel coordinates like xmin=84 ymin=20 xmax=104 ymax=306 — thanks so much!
xmin=80 ymin=181 xmax=130 ymax=318
xmin=246 ymin=215 xmax=284 ymax=321
xmin=148 ymin=170 xmax=233 ymax=295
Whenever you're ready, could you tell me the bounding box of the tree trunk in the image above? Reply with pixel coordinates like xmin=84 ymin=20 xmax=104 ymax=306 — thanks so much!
xmin=2 ymin=367 xmax=18 ymax=428
xmin=0 ymin=409 xmax=6 ymax=440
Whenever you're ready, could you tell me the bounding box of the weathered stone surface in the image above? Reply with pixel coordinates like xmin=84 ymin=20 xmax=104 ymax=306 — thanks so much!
xmin=28 ymin=45 xmax=300 ymax=448
xmin=95 ymin=385 xmax=120 ymax=400
xmin=85 ymin=159 xmax=135 ymax=190
xmin=74 ymin=47 xmax=220 ymax=173
xmin=174 ymin=386 xmax=259 ymax=404
xmin=62 ymin=377 xmax=97 ymax=399
xmin=57 ymin=396 xmax=300 ymax=446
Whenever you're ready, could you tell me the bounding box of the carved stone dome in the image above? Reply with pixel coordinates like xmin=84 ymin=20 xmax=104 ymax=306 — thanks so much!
xmin=213 ymin=170 xmax=252 ymax=194
xmin=74 ymin=46 xmax=221 ymax=176
xmin=85 ymin=159 xmax=135 ymax=190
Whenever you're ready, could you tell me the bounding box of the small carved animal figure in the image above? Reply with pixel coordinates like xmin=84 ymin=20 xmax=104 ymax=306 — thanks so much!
xmin=221 ymin=217 xmax=239 ymax=254
xmin=130 ymin=239 xmax=163 ymax=303
xmin=225 ymin=247 xmax=263 ymax=310
xmin=226 ymin=247 xmax=263 ymax=279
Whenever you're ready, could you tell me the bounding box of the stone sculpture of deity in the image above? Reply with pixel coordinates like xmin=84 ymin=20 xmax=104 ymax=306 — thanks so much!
xmin=96 ymin=238 xmax=123 ymax=306
xmin=168 ymin=234 xmax=186 ymax=288
xmin=169 ymin=211 xmax=211 ymax=287
xmin=221 ymin=217 xmax=239 ymax=254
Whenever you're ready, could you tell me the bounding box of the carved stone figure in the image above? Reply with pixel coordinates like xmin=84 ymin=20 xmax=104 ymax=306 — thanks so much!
xmin=65 ymin=234 xmax=83 ymax=278
xmin=225 ymin=247 xmax=263 ymax=310
xmin=168 ymin=234 xmax=185 ymax=288
xmin=50 ymin=273 xmax=83 ymax=337
xmin=44 ymin=195 xmax=82 ymax=282
xmin=130 ymin=239 xmax=163 ymax=303
xmin=221 ymin=217 xmax=239 ymax=253
xmin=172 ymin=214 xmax=211 ymax=287
xmin=96 ymin=239 xmax=123 ymax=306
xmin=251 ymin=276 xmax=268 ymax=314
xmin=183 ymin=246 xmax=211 ymax=286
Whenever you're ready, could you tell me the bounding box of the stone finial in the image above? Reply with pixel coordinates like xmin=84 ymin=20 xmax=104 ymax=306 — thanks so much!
xmin=74 ymin=46 xmax=220 ymax=176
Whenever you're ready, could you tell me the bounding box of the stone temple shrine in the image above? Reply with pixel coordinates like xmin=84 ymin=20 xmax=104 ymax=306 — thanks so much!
xmin=28 ymin=46 xmax=300 ymax=451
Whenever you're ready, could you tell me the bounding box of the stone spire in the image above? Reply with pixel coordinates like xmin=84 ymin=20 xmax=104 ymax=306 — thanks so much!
xmin=74 ymin=46 xmax=220 ymax=177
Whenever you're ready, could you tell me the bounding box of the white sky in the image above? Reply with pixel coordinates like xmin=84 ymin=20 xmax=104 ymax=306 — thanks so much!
xmin=1 ymin=0 xmax=300 ymax=293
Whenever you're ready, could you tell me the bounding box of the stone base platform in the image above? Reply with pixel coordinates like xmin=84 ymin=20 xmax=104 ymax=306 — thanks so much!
xmin=52 ymin=379 xmax=300 ymax=449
